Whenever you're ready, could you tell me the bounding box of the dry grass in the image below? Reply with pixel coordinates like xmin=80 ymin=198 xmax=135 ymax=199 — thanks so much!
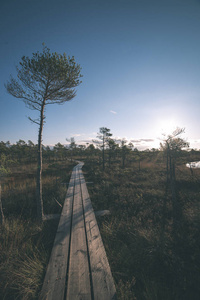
xmin=0 ymin=158 xmax=75 ymax=299
xmin=84 ymin=154 xmax=200 ymax=300
xmin=1 ymin=150 xmax=200 ymax=299
xmin=0 ymin=219 xmax=46 ymax=299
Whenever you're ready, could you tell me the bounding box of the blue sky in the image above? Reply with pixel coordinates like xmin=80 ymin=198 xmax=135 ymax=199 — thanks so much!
xmin=1 ymin=0 xmax=200 ymax=149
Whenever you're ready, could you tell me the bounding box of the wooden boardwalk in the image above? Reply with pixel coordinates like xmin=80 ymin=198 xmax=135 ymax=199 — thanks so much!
xmin=39 ymin=162 xmax=116 ymax=300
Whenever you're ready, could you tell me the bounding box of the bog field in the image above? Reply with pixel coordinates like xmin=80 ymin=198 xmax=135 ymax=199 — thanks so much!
xmin=0 ymin=142 xmax=200 ymax=299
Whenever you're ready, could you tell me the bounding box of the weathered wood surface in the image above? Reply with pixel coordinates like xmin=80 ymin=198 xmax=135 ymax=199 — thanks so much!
xmin=39 ymin=168 xmax=76 ymax=300
xmin=79 ymin=167 xmax=116 ymax=300
xmin=39 ymin=163 xmax=116 ymax=300
xmin=66 ymin=166 xmax=91 ymax=300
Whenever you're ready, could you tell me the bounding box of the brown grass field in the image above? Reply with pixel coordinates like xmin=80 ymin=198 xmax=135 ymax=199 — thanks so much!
xmin=0 ymin=149 xmax=200 ymax=299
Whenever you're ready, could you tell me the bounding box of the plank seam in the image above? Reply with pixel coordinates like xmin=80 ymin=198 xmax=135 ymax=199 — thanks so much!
xmin=78 ymin=165 xmax=94 ymax=300
xmin=64 ymin=166 xmax=76 ymax=300
xmin=79 ymin=165 xmax=117 ymax=300
xmin=66 ymin=164 xmax=92 ymax=299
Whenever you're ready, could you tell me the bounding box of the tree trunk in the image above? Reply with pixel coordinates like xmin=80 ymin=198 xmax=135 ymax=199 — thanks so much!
xmin=122 ymin=152 xmax=125 ymax=168
xmin=166 ymin=145 xmax=170 ymax=186
xmin=36 ymin=100 xmax=46 ymax=221
xmin=0 ymin=183 xmax=5 ymax=226
xmin=102 ymin=136 xmax=105 ymax=171
xmin=169 ymin=157 xmax=179 ymax=234
xmin=109 ymin=152 xmax=111 ymax=168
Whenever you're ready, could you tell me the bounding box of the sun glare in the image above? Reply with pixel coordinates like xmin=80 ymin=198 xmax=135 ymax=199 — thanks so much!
xmin=156 ymin=119 xmax=177 ymax=136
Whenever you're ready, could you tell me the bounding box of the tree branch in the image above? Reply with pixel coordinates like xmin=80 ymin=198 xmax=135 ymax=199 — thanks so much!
xmin=28 ymin=117 xmax=40 ymax=125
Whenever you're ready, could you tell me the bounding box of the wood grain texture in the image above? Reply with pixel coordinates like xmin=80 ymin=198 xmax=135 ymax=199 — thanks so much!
xmin=66 ymin=166 xmax=91 ymax=300
xmin=40 ymin=162 xmax=116 ymax=300
xmin=39 ymin=168 xmax=76 ymax=300
xmin=79 ymin=167 xmax=117 ymax=300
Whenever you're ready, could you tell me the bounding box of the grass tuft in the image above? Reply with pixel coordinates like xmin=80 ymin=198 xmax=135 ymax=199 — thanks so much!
xmin=0 ymin=158 xmax=75 ymax=299
xmin=84 ymin=157 xmax=200 ymax=299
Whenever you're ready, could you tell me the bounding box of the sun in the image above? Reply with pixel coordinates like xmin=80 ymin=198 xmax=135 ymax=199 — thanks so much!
xmin=156 ymin=119 xmax=177 ymax=136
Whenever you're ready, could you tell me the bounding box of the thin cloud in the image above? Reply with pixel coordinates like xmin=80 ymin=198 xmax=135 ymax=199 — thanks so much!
xmin=110 ymin=110 xmax=117 ymax=114
xmin=70 ymin=133 xmax=86 ymax=137
xmin=140 ymin=139 xmax=154 ymax=142
xmin=131 ymin=139 xmax=155 ymax=143
xmin=130 ymin=139 xmax=141 ymax=143
xmin=73 ymin=134 xmax=82 ymax=137
xmin=81 ymin=139 xmax=95 ymax=143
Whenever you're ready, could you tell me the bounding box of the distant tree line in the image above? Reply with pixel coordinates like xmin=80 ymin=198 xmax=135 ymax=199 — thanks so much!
xmin=1 ymin=126 xmax=194 ymax=171
xmin=1 ymin=126 xmax=199 ymax=229
xmin=0 ymin=135 xmax=152 ymax=169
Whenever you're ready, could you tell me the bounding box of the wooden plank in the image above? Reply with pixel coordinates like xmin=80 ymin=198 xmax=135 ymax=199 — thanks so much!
xmin=79 ymin=167 xmax=117 ymax=300
xmin=66 ymin=166 xmax=91 ymax=300
xmin=39 ymin=167 xmax=76 ymax=300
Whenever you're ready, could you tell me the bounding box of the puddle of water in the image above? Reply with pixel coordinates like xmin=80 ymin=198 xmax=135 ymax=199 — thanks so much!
xmin=186 ymin=161 xmax=200 ymax=169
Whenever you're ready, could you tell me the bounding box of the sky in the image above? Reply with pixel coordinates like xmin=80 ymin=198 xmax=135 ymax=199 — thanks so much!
xmin=1 ymin=0 xmax=200 ymax=150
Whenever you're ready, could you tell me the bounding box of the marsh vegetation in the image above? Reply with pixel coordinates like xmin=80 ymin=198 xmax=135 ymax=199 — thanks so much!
xmin=0 ymin=140 xmax=200 ymax=299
